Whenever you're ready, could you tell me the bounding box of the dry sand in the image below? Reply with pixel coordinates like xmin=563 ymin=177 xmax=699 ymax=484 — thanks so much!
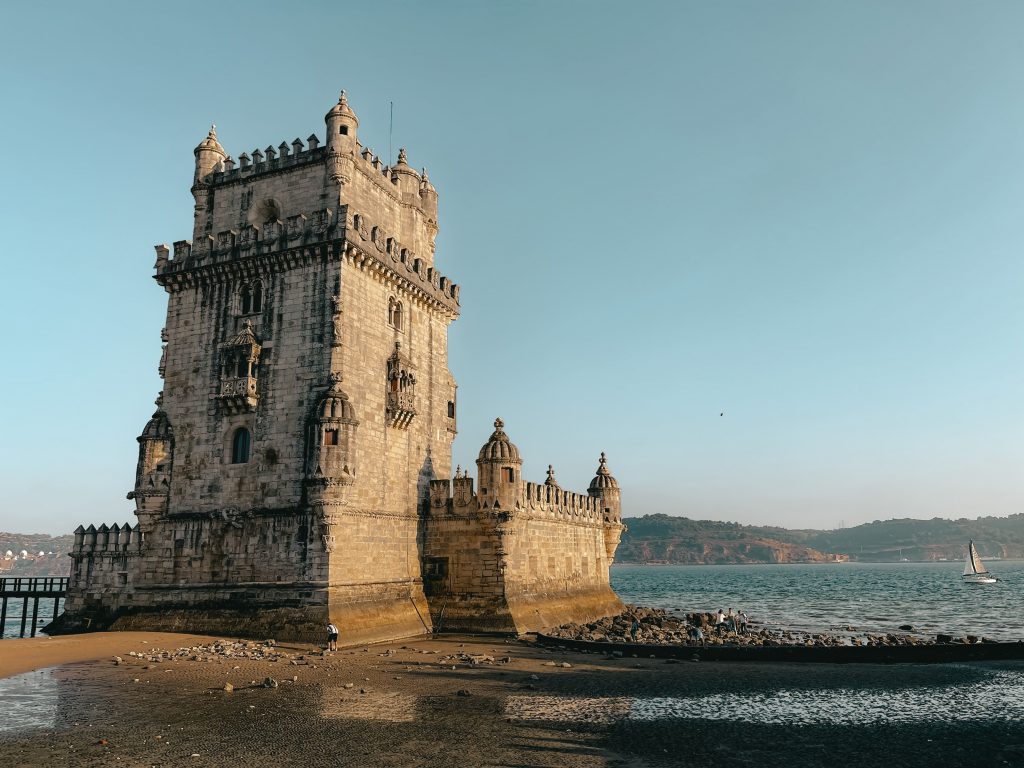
xmin=1 ymin=632 xmax=1022 ymax=767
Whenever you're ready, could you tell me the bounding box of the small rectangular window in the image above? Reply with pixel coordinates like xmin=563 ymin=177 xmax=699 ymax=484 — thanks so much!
xmin=324 ymin=429 xmax=339 ymax=446
xmin=447 ymin=401 xmax=456 ymax=418
xmin=504 ymin=467 xmax=514 ymax=483
xmin=339 ymin=126 xmax=349 ymax=135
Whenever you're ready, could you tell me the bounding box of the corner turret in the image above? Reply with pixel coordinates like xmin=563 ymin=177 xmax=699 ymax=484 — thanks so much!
xmin=193 ymin=124 xmax=226 ymax=182
xmin=127 ymin=395 xmax=174 ymax=532
xmin=325 ymin=90 xmax=358 ymax=155
xmin=391 ymin=147 xmax=421 ymax=201
xmin=588 ymin=452 xmax=621 ymax=523
xmin=476 ymin=418 xmax=523 ymax=512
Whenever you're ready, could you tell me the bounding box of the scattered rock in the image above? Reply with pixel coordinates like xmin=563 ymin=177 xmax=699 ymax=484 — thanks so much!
xmin=456 ymin=689 xmax=472 ymax=697
xmin=223 ymin=683 xmax=234 ymax=692
xmin=262 ymin=677 xmax=278 ymax=689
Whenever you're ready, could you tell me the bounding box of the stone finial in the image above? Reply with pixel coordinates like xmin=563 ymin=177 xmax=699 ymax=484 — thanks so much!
xmin=494 ymin=417 xmax=504 ymax=432
xmin=209 ymin=123 xmax=217 ymax=139
xmin=545 ymin=465 xmax=560 ymax=487
xmin=339 ymin=89 xmax=348 ymax=106
xmin=278 ymin=141 xmax=290 ymax=157
xmin=307 ymin=134 xmax=320 ymax=150
xmin=397 ymin=147 xmax=408 ymax=165
xmin=292 ymin=137 xmax=304 ymax=154
xmin=455 ymin=464 xmax=461 ymax=478
xmin=265 ymin=145 xmax=277 ymax=161
xmin=598 ymin=452 xmax=607 ymax=471
xmin=252 ymin=148 xmax=264 ymax=163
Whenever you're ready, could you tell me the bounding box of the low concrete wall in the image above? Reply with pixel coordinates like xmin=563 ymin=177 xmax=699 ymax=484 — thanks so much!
xmin=535 ymin=633 xmax=1024 ymax=664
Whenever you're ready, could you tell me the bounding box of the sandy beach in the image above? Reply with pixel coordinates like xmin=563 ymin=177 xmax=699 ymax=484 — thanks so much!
xmin=1 ymin=632 xmax=1023 ymax=767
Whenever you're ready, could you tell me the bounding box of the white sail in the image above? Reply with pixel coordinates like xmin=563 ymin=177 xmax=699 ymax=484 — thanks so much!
xmin=965 ymin=541 xmax=989 ymax=575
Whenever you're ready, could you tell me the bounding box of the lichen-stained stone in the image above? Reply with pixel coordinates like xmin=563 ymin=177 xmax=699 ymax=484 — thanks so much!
xmin=61 ymin=92 xmax=622 ymax=643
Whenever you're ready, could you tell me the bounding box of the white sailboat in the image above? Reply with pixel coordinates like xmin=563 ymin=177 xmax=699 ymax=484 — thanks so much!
xmin=962 ymin=540 xmax=997 ymax=584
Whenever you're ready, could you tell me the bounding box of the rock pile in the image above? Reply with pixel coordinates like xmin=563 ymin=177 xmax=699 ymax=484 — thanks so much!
xmin=546 ymin=606 xmax=990 ymax=648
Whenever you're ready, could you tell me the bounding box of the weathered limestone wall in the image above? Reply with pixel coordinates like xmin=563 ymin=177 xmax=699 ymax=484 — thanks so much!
xmin=502 ymin=509 xmax=622 ymax=633
xmin=162 ymin=253 xmax=339 ymax=515
xmin=424 ymin=474 xmax=623 ymax=634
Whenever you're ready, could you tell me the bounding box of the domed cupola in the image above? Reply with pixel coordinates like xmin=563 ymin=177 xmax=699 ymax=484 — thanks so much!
xmin=588 ymin=452 xmax=621 ymax=523
xmin=478 ymin=418 xmax=521 ymax=463
xmin=476 ymin=418 xmax=524 ymax=511
xmin=588 ymin=452 xmax=618 ymax=492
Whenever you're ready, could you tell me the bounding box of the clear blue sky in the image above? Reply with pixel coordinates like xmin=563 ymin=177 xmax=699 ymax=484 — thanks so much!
xmin=1 ymin=1 xmax=1021 ymax=535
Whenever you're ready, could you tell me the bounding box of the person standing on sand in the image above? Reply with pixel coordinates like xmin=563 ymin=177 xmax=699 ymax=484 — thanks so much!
xmin=326 ymin=622 xmax=339 ymax=652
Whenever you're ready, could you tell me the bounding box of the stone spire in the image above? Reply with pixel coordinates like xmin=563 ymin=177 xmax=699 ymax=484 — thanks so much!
xmin=545 ymin=465 xmax=559 ymax=488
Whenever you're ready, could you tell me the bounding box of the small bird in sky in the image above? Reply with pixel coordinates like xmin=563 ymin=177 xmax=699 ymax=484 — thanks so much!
xmin=720 ymin=412 xmax=724 ymax=417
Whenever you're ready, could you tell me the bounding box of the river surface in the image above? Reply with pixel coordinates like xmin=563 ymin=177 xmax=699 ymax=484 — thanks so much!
xmin=610 ymin=561 xmax=1024 ymax=641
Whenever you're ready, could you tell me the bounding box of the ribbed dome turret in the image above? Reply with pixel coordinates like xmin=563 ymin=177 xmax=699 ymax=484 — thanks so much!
xmin=139 ymin=409 xmax=172 ymax=440
xmin=194 ymin=124 xmax=225 ymax=155
xmin=478 ymin=418 xmax=522 ymax=463
xmin=316 ymin=378 xmax=356 ymax=422
xmin=588 ymin=452 xmax=618 ymax=491
xmin=325 ymin=90 xmax=358 ymax=123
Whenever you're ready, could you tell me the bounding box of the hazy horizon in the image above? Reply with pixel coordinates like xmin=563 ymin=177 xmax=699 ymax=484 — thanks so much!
xmin=1 ymin=0 xmax=1022 ymax=535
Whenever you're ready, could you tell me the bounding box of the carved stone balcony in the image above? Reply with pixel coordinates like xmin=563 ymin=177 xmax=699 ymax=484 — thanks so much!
xmin=386 ymin=391 xmax=416 ymax=429
xmin=217 ymin=376 xmax=259 ymax=413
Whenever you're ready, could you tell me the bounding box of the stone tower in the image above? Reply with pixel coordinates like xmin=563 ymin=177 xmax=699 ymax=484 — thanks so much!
xmin=64 ymin=92 xmax=460 ymax=643
xmin=62 ymin=91 xmax=624 ymax=642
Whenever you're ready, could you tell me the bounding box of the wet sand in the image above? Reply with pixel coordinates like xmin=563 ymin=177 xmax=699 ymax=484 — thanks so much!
xmin=1 ymin=632 xmax=1022 ymax=767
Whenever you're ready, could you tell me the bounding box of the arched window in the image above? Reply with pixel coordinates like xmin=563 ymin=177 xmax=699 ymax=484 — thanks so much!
xmin=240 ymin=284 xmax=252 ymax=314
xmin=393 ymin=301 xmax=403 ymax=331
xmin=251 ymin=280 xmax=263 ymax=313
xmin=231 ymin=427 xmax=251 ymax=464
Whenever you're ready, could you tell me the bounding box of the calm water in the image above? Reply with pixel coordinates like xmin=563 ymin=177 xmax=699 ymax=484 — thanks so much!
xmin=611 ymin=561 xmax=1024 ymax=641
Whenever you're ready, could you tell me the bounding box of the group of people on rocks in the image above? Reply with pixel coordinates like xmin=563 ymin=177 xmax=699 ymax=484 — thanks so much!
xmin=682 ymin=608 xmax=748 ymax=645
xmin=625 ymin=607 xmax=751 ymax=646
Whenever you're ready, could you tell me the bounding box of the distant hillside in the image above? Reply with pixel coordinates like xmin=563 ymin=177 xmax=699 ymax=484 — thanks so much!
xmin=0 ymin=532 xmax=73 ymax=577
xmin=618 ymin=513 xmax=1024 ymax=564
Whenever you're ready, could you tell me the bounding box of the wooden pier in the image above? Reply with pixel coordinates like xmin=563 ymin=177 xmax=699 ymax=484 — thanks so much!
xmin=0 ymin=577 xmax=68 ymax=638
